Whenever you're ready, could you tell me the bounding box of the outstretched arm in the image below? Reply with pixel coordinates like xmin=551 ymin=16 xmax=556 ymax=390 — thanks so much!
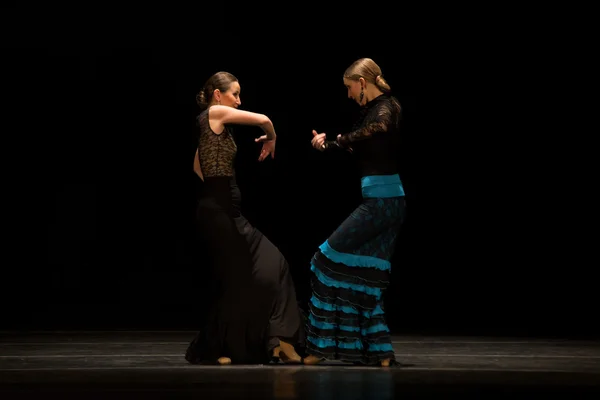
xmin=311 ymin=130 xmax=352 ymax=153
xmin=209 ymin=105 xmax=277 ymax=141
xmin=337 ymin=103 xmax=394 ymax=147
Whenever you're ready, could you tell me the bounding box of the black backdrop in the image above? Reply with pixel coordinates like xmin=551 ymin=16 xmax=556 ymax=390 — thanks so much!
xmin=1 ymin=5 xmax=592 ymax=338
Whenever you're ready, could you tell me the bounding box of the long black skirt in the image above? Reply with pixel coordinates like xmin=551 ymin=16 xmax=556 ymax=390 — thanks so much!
xmin=185 ymin=176 xmax=304 ymax=364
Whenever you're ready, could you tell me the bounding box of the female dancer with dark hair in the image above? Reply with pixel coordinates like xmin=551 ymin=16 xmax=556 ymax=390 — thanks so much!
xmin=184 ymin=71 xmax=304 ymax=365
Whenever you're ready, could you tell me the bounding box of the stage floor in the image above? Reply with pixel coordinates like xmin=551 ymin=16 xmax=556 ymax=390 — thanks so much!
xmin=1 ymin=331 xmax=599 ymax=398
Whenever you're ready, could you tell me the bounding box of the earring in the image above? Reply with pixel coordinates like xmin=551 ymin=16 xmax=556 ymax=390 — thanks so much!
xmin=359 ymin=90 xmax=364 ymax=103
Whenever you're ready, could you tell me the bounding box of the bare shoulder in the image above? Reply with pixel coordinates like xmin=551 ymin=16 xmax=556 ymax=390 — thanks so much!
xmin=207 ymin=105 xmax=228 ymax=120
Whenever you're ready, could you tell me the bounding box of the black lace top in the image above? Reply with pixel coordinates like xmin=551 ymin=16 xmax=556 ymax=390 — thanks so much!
xmin=326 ymin=94 xmax=402 ymax=177
xmin=196 ymin=108 xmax=237 ymax=178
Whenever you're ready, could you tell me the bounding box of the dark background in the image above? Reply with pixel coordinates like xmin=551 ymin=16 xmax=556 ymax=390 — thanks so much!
xmin=1 ymin=5 xmax=592 ymax=338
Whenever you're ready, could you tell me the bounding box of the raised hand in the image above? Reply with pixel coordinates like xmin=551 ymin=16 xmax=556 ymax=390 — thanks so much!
xmin=311 ymin=129 xmax=327 ymax=151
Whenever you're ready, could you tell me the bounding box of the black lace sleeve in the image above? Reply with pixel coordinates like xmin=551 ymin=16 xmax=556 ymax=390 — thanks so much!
xmin=337 ymin=97 xmax=399 ymax=147
xmin=322 ymin=139 xmax=344 ymax=151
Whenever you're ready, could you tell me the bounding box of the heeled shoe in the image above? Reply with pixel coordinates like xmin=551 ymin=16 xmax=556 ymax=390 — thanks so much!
xmin=277 ymin=340 xmax=302 ymax=364
xmin=217 ymin=357 xmax=231 ymax=365
xmin=302 ymin=354 xmax=323 ymax=365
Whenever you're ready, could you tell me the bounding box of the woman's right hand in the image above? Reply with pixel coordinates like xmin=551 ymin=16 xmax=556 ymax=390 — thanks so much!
xmin=311 ymin=130 xmax=327 ymax=151
xmin=258 ymin=139 xmax=275 ymax=161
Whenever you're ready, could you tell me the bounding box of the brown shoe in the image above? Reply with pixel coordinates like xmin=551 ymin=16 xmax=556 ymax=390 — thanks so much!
xmin=278 ymin=340 xmax=302 ymax=364
xmin=217 ymin=357 xmax=231 ymax=365
xmin=302 ymin=355 xmax=323 ymax=365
